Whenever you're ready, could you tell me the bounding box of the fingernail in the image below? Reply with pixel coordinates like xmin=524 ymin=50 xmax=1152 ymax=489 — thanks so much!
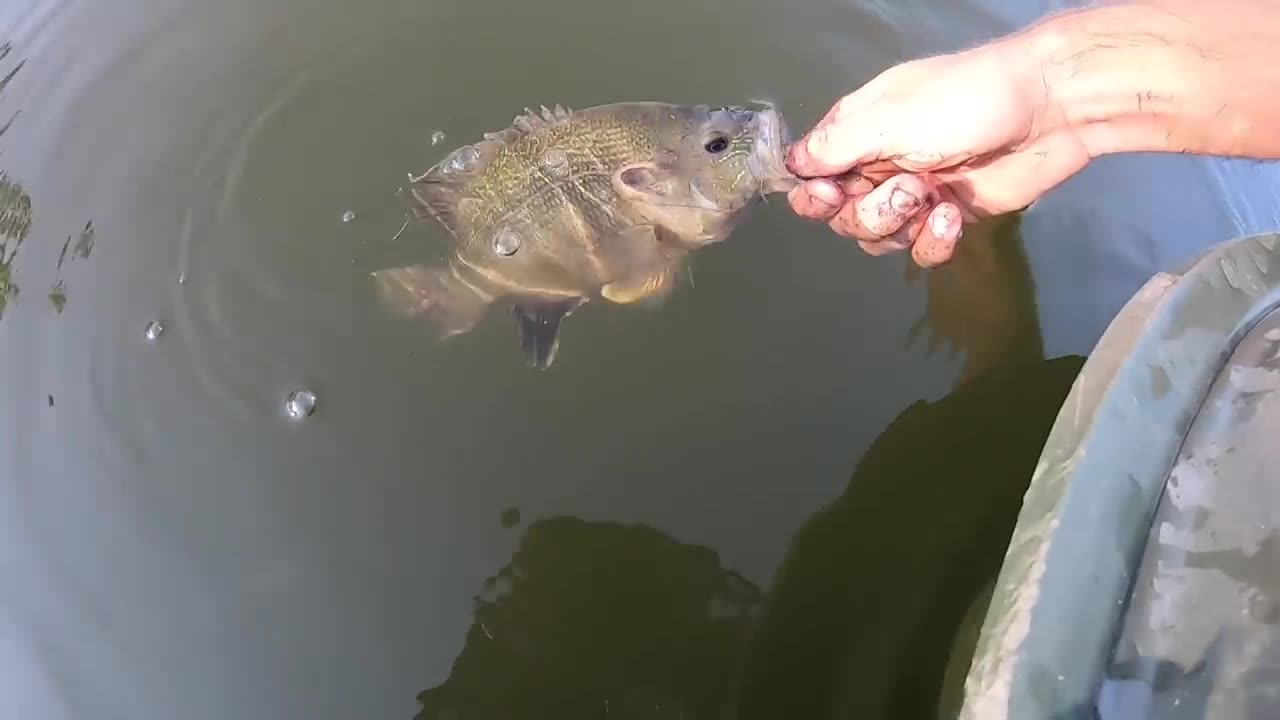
xmin=806 ymin=127 xmax=828 ymax=155
xmin=786 ymin=142 xmax=815 ymax=176
xmin=809 ymin=181 xmax=842 ymax=207
xmin=890 ymin=187 xmax=919 ymax=212
xmin=930 ymin=209 xmax=951 ymax=237
xmin=785 ymin=143 xmax=804 ymax=171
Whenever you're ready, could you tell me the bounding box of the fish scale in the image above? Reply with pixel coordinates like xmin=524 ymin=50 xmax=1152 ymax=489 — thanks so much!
xmin=473 ymin=116 xmax=644 ymax=234
xmin=486 ymin=124 xmax=643 ymax=283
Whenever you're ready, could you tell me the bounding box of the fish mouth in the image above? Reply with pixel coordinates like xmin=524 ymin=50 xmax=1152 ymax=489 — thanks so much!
xmin=748 ymin=102 xmax=799 ymax=195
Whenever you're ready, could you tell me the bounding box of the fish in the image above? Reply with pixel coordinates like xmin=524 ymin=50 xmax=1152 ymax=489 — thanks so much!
xmin=371 ymin=100 xmax=798 ymax=369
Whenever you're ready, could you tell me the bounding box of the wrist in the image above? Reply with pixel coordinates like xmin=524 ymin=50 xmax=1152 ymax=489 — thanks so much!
xmin=1013 ymin=3 xmax=1224 ymax=159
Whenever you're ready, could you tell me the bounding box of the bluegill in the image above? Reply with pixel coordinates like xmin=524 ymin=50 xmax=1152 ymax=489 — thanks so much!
xmin=371 ymin=101 xmax=797 ymax=368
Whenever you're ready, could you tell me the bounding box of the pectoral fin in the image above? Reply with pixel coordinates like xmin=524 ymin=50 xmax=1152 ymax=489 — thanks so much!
xmin=370 ymin=263 xmax=491 ymax=338
xmin=601 ymin=263 xmax=677 ymax=306
xmin=512 ymin=298 xmax=586 ymax=370
xmin=589 ymin=224 xmax=666 ymax=278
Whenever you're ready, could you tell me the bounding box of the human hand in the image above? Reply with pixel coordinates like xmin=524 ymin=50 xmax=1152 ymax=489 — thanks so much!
xmin=786 ymin=39 xmax=1091 ymax=267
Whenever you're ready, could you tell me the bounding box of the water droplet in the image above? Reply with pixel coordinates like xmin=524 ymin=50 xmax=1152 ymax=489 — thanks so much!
xmin=144 ymin=320 xmax=164 ymax=341
xmin=492 ymin=228 xmax=521 ymax=256
xmin=446 ymin=146 xmax=480 ymax=173
xmin=431 ymin=130 xmax=446 ymax=146
xmin=341 ymin=210 xmax=356 ymax=224
xmin=542 ymin=148 xmax=569 ymax=174
xmin=177 ymin=272 xmax=187 ymax=285
xmin=285 ymin=389 xmax=317 ymax=420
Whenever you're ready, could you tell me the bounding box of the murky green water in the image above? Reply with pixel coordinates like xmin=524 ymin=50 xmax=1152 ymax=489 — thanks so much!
xmin=2 ymin=0 xmax=1277 ymax=718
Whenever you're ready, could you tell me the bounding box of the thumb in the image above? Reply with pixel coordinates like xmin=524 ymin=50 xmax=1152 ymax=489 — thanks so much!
xmin=786 ymin=109 xmax=889 ymax=178
xmin=787 ymin=106 xmax=977 ymax=178
xmin=786 ymin=88 xmax=919 ymax=178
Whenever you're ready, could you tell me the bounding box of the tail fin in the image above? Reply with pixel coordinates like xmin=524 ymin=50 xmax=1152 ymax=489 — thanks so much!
xmin=370 ymin=263 xmax=491 ymax=338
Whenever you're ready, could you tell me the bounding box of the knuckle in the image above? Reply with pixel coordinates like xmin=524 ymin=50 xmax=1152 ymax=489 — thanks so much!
xmin=832 ymin=94 xmax=859 ymax=119
xmin=861 ymin=206 xmax=906 ymax=237
xmin=808 ymin=126 xmax=830 ymax=151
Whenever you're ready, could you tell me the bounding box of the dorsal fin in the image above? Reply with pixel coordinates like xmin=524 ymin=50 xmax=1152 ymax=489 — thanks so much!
xmin=510 ymin=104 xmax=572 ymax=134
xmin=404 ymin=104 xmax=574 ymax=242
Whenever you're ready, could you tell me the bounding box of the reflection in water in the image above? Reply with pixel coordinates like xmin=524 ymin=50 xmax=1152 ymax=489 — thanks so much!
xmin=0 ymin=40 xmax=21 ymax=137
xmin=732 ymin=354 xmax=1084 ymax=720
xmin=730 ymin=220 xmax=1079 ymax=719
xmin=56 ymin=220 xmax=95 ymax=270
xmin=415 ymin=220 xmax=1086 ymax=719
xmin=47 ymin=279 xmax=64 ymax=313
xmin=48 ymin=220 xmax=96 ymax=314
xmin=0 ymin=39 xmax=94 ymax=321
xmin=416 ymin=516 xmax=764 ymax=719
xmin=0 ymin=171 xmax=31 ymax=319
xmin=415 ymin=358 xmax=1087 ymax=719
xmin=905 ymin=215 xmax=1044 ymax=387
xmin=0 ymin=41 xmax=27 ymax=321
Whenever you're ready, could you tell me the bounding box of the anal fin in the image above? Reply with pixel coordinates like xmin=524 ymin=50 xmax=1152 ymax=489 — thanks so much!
xmin=512 ymin=298 xmax=585 ymax=370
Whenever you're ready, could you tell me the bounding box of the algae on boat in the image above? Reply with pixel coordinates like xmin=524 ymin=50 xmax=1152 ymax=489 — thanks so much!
xmin=960 ymin=232 xmax=1280 ymax=720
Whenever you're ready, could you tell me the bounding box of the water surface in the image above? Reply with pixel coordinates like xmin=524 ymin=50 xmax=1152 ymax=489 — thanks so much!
xmin=1 ymin=0 xmax=1277 ymax=718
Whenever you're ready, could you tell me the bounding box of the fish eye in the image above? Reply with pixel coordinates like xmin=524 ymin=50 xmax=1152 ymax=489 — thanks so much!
xmin=704 ymin=134 xmax=729 ymax=154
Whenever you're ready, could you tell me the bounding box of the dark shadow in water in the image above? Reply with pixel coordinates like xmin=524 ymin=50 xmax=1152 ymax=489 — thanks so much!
xmin=412 ymin=216 xmax=1087 ymax=719
xmin=412 ymin=354 xmax=1086 ymax=719
xmin=729 ymin=217 xmax=1083 ymax=719
xmin=415 ymin=516 xmax=766 ymax=719
xmin=731 ymin=353 xmax=1085 ymax=720
xmin=904 ymin=213 xmax=1046 ymax=387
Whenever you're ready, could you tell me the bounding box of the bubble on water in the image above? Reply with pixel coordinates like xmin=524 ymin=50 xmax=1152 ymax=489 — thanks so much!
xmin=431 ymin=130 xmax=446 ymax=146
xmin=285 ymin=389 xmax=317 ymax=420
xmin=144 ymin=320 xmax=164 ymax=341
xmin=341 ymin=210 xmax=356 ymax=224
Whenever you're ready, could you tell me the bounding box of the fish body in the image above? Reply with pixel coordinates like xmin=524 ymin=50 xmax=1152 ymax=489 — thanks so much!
xmin=372 ymin=101 xmax=796 ymax=368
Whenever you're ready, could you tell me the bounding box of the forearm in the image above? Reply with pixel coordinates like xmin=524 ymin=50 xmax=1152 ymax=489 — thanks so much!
xmin=1012 ymin=0 xmax=1280 ymax=159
